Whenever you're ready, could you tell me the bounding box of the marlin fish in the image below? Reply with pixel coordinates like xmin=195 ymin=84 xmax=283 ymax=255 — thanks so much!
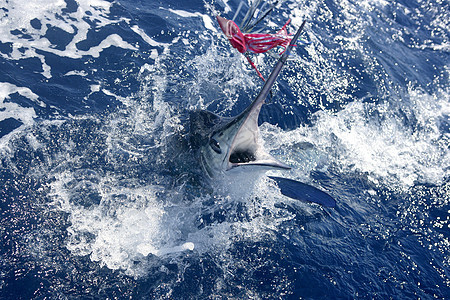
xmin=190 ymin=21 xmax=336 ymax=207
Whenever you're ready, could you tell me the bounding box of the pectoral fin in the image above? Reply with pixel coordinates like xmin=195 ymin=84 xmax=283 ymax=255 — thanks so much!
xmin=269 ymin=176 xmax=336 ymax=208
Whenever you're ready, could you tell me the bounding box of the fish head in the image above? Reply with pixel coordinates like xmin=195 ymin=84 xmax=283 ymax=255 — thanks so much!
xmin=197 ymin=99 xmax=290 ymax=178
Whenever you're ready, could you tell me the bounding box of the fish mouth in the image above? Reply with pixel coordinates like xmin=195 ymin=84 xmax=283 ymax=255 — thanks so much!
xmin=225 ymin=101 xmax=290 ymax=171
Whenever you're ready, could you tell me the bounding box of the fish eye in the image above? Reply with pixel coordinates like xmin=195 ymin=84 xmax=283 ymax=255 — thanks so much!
xmin=209 ymin=138 xmax=222 ymax=154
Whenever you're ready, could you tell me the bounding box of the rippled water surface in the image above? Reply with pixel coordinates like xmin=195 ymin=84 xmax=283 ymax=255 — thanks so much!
xmin=1 ymin=0 xmax=449 ymax=298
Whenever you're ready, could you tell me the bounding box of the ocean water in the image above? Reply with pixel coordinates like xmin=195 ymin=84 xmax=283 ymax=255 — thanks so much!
xmin=0 ymin=0 xmax=449 ymax=298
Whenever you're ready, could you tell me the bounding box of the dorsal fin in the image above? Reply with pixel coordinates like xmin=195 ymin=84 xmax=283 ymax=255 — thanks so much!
xmin=189 ymin=110 xmax=223 ymax=149
xmin=190 ymin=110 xmax=222 ymax=128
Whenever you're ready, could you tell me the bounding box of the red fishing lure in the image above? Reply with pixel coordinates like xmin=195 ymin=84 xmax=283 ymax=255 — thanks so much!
xmin=216 ymin=15 xmax=292 ymax=81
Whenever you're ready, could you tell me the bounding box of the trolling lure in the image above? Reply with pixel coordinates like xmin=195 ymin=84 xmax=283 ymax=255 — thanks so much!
xmin=216 ymin=15 xmax=292 ymax=55
xmin=216 ymin=15 xmax=292 ymax=81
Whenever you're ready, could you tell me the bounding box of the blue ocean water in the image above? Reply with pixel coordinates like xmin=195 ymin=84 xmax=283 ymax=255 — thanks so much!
xmin=0 ymin=0 xmax=449 ymax=298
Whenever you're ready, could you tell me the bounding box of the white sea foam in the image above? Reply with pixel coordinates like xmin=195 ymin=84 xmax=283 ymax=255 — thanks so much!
xmin=0 ymin=0 xmax=137 ymax=78
xmin=167 ymin=9 xmax=217 ymax=32
xmin=43 ymin=54 xmax=197 ymax=276
xmin=0 ymin=82 xmax=42 ymax=107
xmin=49 ymin=169 xmax=196 ymax=275
xmin=130 ymin=25 xmax=171 ymax=54
xmin=0 ymin=82 xmax=41 ymax=150
xmin=64 ymin=70 xmax=89 ymax=77
xmin=261 ymin=86 xmax=449 ymax=190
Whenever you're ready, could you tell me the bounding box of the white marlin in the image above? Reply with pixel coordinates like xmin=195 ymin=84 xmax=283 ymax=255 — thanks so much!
xmin=190 ymin=21 xmax=335 ymax=207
